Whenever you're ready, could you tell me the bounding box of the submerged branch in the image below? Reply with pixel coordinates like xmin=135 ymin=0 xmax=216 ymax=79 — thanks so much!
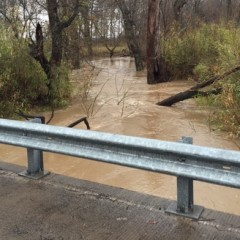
xmin=67 ymin=116 xmax=90 ymax=129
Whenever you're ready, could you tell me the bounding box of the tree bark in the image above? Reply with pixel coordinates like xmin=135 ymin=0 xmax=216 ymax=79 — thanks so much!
xmin=157 ymin=65 xmax=240 ymax=106
xmin=147 ymin=0 xmax=169 ymax=84
xmin=68 ymin=24 xmax=81 ymax=69
xmin=116 ymin=0 xmax=144 ymax=71
xmin=30 ymin=23 xmax=51 ymax=79
xmin=61 ymin=0 xmax=81 ymax=69
xmin=47 ymin=0 xmax=62 ymax=67
xmin=47 ymin=0 xmax=80 ymax=66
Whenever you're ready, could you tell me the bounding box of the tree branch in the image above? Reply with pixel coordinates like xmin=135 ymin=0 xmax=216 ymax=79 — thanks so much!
xmin=157 ymin=65 xmax=240 ymax=106
xmin=67 ymin=116 xmax=90 ymax=129
xmin=157 ymin=88 xmax=222 ymax=107
xmin=59 ymin=1 xmax=80 ymax=30
xmin=29 ymin=23 xmax=51 ymax=79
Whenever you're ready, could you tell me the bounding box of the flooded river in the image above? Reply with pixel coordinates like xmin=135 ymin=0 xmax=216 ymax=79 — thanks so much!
xmin=1 ymin=57 xmax=240 ymax=215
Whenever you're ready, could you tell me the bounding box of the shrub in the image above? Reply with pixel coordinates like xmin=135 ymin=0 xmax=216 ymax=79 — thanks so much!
xmin=163 ymin=22 xmax=240 ymax=136
xmin=0 ymin=24 xmax=71 ymax=117
xmin=163 ymin=23 xmax=219 ymax=78
xmin=0 ymin=25 xmax=48 ymax=117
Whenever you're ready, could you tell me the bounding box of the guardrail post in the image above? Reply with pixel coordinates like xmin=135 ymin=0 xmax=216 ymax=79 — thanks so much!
xmin=166 ymin=137 xmax=204 ymax=219
xmin=19 ymin=118 xmax=50 ymax=179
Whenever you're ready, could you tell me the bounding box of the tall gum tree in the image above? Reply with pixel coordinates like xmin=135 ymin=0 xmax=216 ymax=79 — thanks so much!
xmin=115 ymin=0 xmax=144 ymax=71
xmin=147 ymin=0 xmax=169 ymax=84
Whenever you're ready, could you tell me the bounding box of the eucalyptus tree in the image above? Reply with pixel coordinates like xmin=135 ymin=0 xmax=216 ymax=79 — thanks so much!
xmin=147 ymin=0 xmax=170 ymax=84
xmin=115 ymin=0 xmax=145 ymax=71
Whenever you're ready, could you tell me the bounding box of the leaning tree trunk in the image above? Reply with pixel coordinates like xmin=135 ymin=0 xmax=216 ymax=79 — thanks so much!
xmin=147 ymin=0 xmax=169 ymax=84
xmin=116 ymin=0 xmax=144 ymax=71
xmin=157 ymin=65 xmax=240 ymax=106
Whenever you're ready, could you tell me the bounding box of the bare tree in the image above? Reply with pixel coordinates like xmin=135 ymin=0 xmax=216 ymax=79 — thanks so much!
xmin=0 ymin=0 xmax=44 ymax=38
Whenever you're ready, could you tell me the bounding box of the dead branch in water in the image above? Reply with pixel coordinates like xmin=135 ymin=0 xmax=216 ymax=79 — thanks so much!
xmin=67 ymin=116 xmax=90 ymax=129
xmin=16 ymin=109 xmax=54 ymax=124
xmin=158 ymin=88 xmax=222 ymax=106
xmin=16 ymin=110 xmax=90 ymax=129
xmin=16 ymin=110 xmax=46 ymax=123
xmin=46 ymin=109 xmax=55 ymax=124
xmin=157 ymin=65 xmax=240 ymax=106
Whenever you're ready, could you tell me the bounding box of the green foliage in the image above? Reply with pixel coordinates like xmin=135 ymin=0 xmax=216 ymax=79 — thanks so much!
xmin=213 ymin=81 xmax=240 ymax=136
xmin=193 ymin=63 xmax=213 ymax=80
xmin=164 ymin=22 xmax=240 ymax=136
xmin=0 ymin=24 xmax=72 ymax=118
xmin=163 ymin=23 xmax=220 ymax=78
xmin=0 ymin=25 xmax=49 ymax=118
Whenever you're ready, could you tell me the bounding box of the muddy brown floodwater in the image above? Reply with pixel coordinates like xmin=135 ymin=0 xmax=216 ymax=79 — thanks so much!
xmin=1 ymin=57 xmax=240 ymax=215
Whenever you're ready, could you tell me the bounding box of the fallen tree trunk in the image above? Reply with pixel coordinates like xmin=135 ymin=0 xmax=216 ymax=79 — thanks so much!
xmin=157 ymin=65 xmax=240 ymax=106
xmin=158 ymin=88 xmax=222 ymax=107
xmin=190 ymin=65 xmax=240 ymax=90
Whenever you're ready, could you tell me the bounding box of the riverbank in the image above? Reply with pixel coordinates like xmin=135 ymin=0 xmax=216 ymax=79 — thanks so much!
xmin=0 ymin=162 xmax=240 ymax=240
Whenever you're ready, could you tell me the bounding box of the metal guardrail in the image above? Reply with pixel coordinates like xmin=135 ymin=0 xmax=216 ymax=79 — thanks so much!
xmin=0 ymin=119 xmax=240 ymax=219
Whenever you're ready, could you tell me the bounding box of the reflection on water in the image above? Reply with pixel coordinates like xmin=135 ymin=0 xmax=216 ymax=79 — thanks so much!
xmin=0 ymin=57 xmax=240 ymax=215
xmin=99 ymin=58 xmax=134 ymax=69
